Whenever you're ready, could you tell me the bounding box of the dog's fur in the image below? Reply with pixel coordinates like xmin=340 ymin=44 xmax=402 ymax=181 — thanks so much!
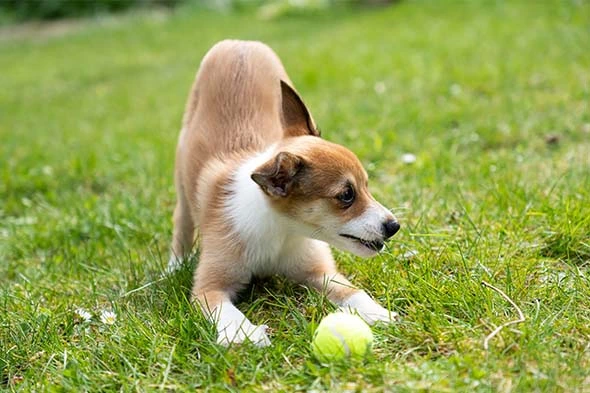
xmin=169 ymin=40 xmax=400 ymax=346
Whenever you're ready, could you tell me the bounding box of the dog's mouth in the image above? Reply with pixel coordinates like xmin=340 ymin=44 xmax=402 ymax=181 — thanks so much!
xmin=339 ymin=234 xmax=384 ymax=252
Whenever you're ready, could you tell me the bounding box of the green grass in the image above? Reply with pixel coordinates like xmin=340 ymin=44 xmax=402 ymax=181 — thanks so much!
xmin=1 ymin=1 xmax=589 ymax=391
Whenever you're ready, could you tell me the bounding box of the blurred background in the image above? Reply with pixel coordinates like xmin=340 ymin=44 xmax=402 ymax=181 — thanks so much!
xmin=0 ymin=0 xmax=396 ymax=22
xmin=1 ymin=0 xmax=589 ymax=390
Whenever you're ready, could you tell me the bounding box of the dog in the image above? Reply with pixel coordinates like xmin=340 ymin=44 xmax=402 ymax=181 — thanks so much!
xmin=169 ymin=40 xmax=400 ymax=347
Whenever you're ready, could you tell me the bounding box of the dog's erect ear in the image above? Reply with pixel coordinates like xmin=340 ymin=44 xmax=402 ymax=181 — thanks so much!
xmin=251 ymin=152 xmax=304 ymax=197
xmin=280 ymin=80 xmax=320 ymax=137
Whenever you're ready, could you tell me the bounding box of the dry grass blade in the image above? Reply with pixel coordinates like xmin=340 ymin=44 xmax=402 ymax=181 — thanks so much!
xmin=481 ymin=280 xmax=526 ymax=351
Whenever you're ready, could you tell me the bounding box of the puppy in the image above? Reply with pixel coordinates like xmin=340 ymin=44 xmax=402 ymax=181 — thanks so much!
xmin=169 ymin=40 xmax=400 ymax=347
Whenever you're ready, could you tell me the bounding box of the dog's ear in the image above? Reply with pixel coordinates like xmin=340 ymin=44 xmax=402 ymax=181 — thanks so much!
xmin=280 ymin=80 xmax=320 ymax=137
xmin=251 ymin=151 xmax=304 ymax=197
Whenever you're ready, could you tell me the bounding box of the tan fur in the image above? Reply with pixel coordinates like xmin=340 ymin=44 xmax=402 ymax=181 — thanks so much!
xmin=171 ymin=40 xmax=399 ymax=345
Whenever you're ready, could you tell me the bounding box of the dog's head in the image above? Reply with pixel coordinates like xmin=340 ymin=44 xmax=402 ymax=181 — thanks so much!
xmin=251 ymin=136 xmax=400 ymax=257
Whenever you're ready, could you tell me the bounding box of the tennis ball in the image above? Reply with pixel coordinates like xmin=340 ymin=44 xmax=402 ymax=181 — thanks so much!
xmin=312 ymin=312 xmax=373 ymax=362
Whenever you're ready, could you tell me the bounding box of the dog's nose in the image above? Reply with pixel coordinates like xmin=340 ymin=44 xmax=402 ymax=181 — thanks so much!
xmin=382 ymin=219 xmax=400 ymax=239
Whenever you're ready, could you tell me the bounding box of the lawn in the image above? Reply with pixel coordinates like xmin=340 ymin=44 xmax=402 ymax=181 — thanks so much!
xmin=1 ymin=1 xmax=589 ymax=391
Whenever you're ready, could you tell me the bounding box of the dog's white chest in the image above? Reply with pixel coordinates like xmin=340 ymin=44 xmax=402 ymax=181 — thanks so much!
xmin=224 ymin=150 xmax=291 ymax=275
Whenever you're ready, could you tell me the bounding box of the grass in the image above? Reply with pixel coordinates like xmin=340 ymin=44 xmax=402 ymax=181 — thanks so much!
xmin=1 ymin=0 xmax=589 ymax=391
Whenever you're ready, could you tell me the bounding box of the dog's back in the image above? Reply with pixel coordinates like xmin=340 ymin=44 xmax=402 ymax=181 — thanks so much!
xmin=181 ymin=40 xmax=290 ymax=162
xmin=176 ymin=41 xmax=299 ymax=212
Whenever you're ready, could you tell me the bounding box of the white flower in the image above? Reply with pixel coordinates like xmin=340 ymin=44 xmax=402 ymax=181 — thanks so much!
xmin=401 ymin=153 xmax=417 ymax=164
xmin=75 ymin=308 xmax=92 ymax=322
xmin=450 ymin=83 xmax=462 ymax=96
xmin=99 ymin=310 xmax=117 ymax=325
xmin=374 ymin=81 xmax=386 ymax=95
xmin=402 ymin=250 xmax=419 ymax=259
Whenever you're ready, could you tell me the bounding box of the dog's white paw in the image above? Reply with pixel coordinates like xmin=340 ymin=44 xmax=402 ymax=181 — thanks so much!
xmin=343 ymin=304 xmax=399 ymax=325
xmin=166 ymin=255 xmax=183 ymax=274
xmin=339 ymin=291 xmax=399 ymax=325
xmin=212 ymin=301 xmax=271 ymax=347
xmin=217 ymin=322 xmax=271 ymax=347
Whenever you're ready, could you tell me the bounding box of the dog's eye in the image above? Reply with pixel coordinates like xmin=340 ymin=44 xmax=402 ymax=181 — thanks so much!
xmin=337 ymin=185 xmax=355 ymax=207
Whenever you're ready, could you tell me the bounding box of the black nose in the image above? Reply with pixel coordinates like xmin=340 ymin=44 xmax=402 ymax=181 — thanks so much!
xmin=382 ymin=219 xmax=400 ymax=239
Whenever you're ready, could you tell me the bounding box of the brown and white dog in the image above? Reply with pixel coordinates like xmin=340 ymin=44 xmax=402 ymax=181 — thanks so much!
xmin=169 ymin=40 xmax=400 ymax=346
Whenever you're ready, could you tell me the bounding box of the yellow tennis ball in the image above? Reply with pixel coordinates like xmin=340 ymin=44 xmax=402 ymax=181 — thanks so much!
xmin=312 ymin=312 xmax=373 ymax=362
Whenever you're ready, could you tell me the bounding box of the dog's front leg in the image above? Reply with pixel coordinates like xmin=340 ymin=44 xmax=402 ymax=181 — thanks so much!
xmin=287 ymin=240 xmax=398 ymax=325
xmin=192 ymin=257 xmax=271 ymax=347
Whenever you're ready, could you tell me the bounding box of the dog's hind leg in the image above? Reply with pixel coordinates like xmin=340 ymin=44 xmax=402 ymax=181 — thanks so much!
xmin=168 ymin=189 xmax=195 ymax=272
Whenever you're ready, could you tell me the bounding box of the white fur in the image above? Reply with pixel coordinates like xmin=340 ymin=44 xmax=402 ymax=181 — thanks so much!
xmin=340 ymin=291 xmax=398 ymax=324
xmin=211 ymin=301 xmax=271 ymax=347
xmin=225 ymin=147 xmax=284 ymax=268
